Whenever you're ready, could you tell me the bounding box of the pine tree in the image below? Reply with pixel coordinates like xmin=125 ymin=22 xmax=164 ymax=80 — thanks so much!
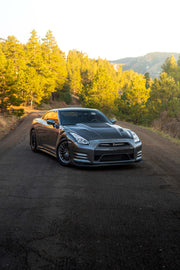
xmin=41 ymin=30 xmax=67 ymax=101
xmin=81 ymin=68 xmax=119 ymax=114
xmin=161 ymin=55 xmax=177 ymax=80
xmin=67 ymin=50 xmax=82 ymax=96
xmin=148 ymin=72 xmax=180 ymax=119
xmin=26 ymin=30 xmax=42 ymax=70
xmin=0 ymin=57 xmax=22 ymax=112
xmin=117 ymin=72 xmax=150 ymax=123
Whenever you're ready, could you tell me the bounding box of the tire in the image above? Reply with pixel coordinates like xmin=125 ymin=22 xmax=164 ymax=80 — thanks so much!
xmin=57 ymin=140 xmax=71 ymax=166
xmin=30 ymin=129 xmax=38 ymax=152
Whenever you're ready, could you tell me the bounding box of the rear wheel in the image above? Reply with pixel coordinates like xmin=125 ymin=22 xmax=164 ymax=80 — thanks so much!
xmin=57 ymin=140 xmax=71 ymax=166
xmin=30 ymin=129 xmax=38 ymax=152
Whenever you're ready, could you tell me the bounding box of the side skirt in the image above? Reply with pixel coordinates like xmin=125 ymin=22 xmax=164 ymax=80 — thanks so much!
xmin=37 ymin=146 xmax=57 ymax=158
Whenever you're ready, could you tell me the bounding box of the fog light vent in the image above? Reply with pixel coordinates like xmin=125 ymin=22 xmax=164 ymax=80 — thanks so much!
xmin=137 ymin=151 xmax=142 ymax=158
xmin=74 ymin=152 xmax=88 ymax=160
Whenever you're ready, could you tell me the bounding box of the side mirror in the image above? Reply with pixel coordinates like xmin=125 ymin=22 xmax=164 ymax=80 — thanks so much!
xmin=47 ymin=119 xmax=55 ymax=126
xmin=111 ymin=118 xmax=117 ymax=124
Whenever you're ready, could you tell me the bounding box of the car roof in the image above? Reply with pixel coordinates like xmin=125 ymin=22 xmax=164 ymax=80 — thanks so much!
xmin=50 ymin=108 xmax=99 ymax=112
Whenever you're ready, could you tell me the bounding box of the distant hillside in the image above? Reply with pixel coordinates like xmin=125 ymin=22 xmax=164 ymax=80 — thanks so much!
xmin=109 ymin=52 xmax=180 ymax=78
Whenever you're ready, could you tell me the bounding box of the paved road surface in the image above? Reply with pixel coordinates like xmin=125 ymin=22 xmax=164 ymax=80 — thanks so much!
xmin=0 ymin=113 xmax=180 ymax=270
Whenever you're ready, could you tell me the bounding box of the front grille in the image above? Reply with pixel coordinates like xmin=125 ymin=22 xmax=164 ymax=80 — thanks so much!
xmin=94 ymin=149 xmax=134 ymax=162
xmin=98 ymin=142 xmax=130 ymax=147
xmin=101 ymin=154 xmax=133 ymax=162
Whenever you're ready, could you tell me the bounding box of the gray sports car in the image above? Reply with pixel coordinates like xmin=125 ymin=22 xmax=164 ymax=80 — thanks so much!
xmin=30 ymin=108 xmax=142 ymax=166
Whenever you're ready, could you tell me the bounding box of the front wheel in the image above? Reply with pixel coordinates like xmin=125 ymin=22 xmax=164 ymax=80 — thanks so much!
xmin=57 ymin=140 xmax=71 ymax=166
xmin=30 ymin=129 xmax=38 ymax=152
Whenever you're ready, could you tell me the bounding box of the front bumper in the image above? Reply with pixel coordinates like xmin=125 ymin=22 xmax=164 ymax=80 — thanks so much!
xmin=68 ymin=139 xmax=142 ymax=167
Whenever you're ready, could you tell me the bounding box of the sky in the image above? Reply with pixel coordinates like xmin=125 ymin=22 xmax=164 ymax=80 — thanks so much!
xmin=1 ymin=0 xmax=180 ymax=60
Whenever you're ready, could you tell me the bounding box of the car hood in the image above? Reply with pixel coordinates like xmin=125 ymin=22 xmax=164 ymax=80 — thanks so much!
xmin=64 ymin=123 xmax=133 ymax=140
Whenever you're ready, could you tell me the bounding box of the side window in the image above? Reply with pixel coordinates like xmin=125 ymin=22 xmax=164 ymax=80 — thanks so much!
xmin=51 ymin=111 xmax=59 ymax=125
xmin=43 ymin=111 xmax=59 ymax=125
xmin=41 ymin=113 xmax=46 ymax=120
xmin=42 ymin=112 xmax=52 ymax=121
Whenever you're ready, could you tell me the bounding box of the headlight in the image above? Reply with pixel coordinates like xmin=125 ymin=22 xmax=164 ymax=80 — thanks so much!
xmin=131 ymin=131 xmax=140 ymax=143
xmin=70 ymin=132 xmax=89 ymax=145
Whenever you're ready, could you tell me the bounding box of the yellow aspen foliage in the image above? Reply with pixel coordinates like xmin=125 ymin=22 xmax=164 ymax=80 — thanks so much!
xmin=117 ymin=72 xmax=150 ymax=123
xmin=81 ymin=68 xmax=119 ymax=114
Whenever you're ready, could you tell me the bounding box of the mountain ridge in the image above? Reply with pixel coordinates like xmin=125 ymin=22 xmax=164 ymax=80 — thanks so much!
xmin=109 ymin=52 xmax=180 ymax=78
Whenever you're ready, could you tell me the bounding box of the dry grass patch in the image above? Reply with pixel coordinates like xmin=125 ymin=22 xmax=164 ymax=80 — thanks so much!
xmin=152 ymin=111 xmax=180 ymax=139
xmin=0 ymin=114 xmax=19 ymax=140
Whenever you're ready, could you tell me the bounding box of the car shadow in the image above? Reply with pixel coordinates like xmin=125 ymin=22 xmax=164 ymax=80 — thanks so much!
xmin=71 ymin=163 xmax=143 ymax=172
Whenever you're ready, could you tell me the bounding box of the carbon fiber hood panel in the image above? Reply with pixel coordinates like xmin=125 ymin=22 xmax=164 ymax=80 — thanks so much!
xmin=65 ymin=123 xmax=132 ymax=140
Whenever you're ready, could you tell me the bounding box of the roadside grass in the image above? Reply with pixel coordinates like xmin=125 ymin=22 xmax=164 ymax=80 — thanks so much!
xmin=0 ymin=106 xmax=40 ymax=140
xmin=0 ymin=114 xmax=19 ymax=140
xmin=117 ymin=118 xmax=180 ymax=147
xmin=143 ymin=126 xmax=180 ymax=146
xmin=151 ymin=111 xmax=180 ymax=141
xmin=117 ymin=112 xmax=180 ymax=146
xmin=120 ymin=119 xmax=180 ymax=146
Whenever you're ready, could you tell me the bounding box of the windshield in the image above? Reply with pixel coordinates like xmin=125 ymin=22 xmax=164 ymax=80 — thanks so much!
xmin=59 ymin=110 xmax=111 ymax=125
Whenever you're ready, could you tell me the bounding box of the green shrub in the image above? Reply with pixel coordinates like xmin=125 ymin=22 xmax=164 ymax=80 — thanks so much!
xmin=10 ymin=108 xmax=24 ymax=118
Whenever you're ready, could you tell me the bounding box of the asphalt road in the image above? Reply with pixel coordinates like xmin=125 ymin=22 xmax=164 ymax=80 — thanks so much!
xmin=0 ymin=112 xmax=180 ymax=270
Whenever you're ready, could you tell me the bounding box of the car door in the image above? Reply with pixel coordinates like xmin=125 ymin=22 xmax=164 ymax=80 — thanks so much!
xmin=38 ymin=112 xmax=51 ymax=147
xmin=41 ymin=111 xmax=59 ymax=152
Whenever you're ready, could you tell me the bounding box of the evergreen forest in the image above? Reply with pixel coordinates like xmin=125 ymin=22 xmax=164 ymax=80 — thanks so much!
xmin=0 ymin=30 xmax=180 ymax=135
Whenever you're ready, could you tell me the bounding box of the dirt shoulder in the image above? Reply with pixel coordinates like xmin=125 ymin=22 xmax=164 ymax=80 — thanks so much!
xmin=0 ymin=112 xmax=42 ymax=154
xmin=0 ymin=109 xmax=41 ymax=141
xmin=117 ymin=120 xmax=180 ymax=186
